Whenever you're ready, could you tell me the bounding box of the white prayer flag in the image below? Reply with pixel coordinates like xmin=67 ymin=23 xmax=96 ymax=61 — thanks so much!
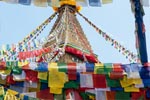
xmin=141 ymin=0 xmax=150 ymax=7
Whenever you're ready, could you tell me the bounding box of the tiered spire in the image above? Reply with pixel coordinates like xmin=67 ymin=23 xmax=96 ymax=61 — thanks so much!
xmin=44 ymin=5 xmax=98 ymax=63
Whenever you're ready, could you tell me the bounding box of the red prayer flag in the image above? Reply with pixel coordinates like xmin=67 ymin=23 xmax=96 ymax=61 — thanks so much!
xmin=131 ymin=89 xmax=146 ymax=100
xmin=93 ymin=74 xmax=107 ymax=88
xmin=6 ymin=75 xmax=16 ymax=84
xmin=67 ymin=63 xmax=77 ymax=80
xmin=106 ymin=91 xmax=116 ymax=100
xmin=109 ymin=71 xmax=124 ymax=79
xmin=36 ymin=89 xmax=54 ymax=100
xmin=113 ymin=63 xmax=123 ymax=72
xmin=22 ymin=64 xmax=30 ymax=70
xmin=65 ymin=89 xmax=83 ymax=100
xmin=24 ymin=69 xmax=39 ymax=82
xmin=0 ymin=61 xmax=6 ymax=70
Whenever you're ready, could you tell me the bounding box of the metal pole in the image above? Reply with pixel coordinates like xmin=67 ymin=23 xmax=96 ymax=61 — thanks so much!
xmin=134 ymin=0 xmax=148 ymax=64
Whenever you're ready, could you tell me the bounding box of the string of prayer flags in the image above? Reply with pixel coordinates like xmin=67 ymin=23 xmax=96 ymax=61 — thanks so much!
xmin=0 ymin=0 xmax=113 ymax=7
xmin=18 ymin=47 xmax=51 ymax=60
xmin=0 ymin=12 xmax=57 ymax=59
xmin=0 ymin=62 xmax=150 ymax=99
xmin=77 ymin=11 xmax=138 ymax=62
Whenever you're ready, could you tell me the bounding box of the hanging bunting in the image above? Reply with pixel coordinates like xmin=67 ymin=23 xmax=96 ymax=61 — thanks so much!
xmin=77 ymin=11 xmax=138 ymax=62
xmin=0 ymin=62 xmax=150 ymax=99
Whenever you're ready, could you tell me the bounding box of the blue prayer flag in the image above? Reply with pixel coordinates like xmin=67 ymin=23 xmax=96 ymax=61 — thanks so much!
xmin=89 ymin=0 xmax=101 ymax=6
xmin=19 ymin=0 xmax=31 ymax=5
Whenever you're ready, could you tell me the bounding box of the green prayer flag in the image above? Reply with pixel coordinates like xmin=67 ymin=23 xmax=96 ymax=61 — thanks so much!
xmin=6 ymin=61 xmax=13 ymax=69
xmin=54 ymin=94 xmax=64 ymax=100
xmin=64 ymin=81 xmax=79 ymax=89
xmin=12 ymin=66 xmax=22 ymax=75
xmin=106 ymin=75 xmax=121 ymax=87
xmin=96 ymin=64 xmax=105 ymax=74
xmin=40 ymin=79 xmax=48 ymax=83
xmin=115 ymin=91 xmax=130 ymax=100
xmin=104 ymin=63 xmax=113 ymax=73
xmin=28 ymin=97 xmax=39 ymax=100
xmin=80 ymin=92 xmax=89 ymax=100
xmin=0 ymin=95 xmax=4 ymax=100
xmin=58 ymin=63 xmax=67 ymax=73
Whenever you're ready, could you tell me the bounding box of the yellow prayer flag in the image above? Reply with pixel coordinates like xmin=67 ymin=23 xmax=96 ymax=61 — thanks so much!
xmin=0 ymin=69 xmax=11 ymax=75
xmin=132 ymin=78 xmax=143 ymax=85
xmin=124 ymin=86 xmax=140 ymax=92
xmin=34 ymin=0 xmax=48 ymax=7
xmin=7 ymin=89 xmax=18 ymax=95
xmin=95 ymin=63 xmax=104 ymax=67
xmin=38 ymin=72 xmax=48 ymax=80
xmin=4 ymin=91 xmax=19 ymax=100
xmin=0 ymin=86 xmax=4 ymax=95
xmin=28 ymin=82 xmax=41 ymax=92
xmin=48 ymin=71 xmax=67 ymax=88
xmin=0 ymin=77 xmax=6 ymax=84
xmin=18 ymin=61 xmax=22 ymax=67
xmin=50 ymin=87 xmax=62 ymax=94
xmin=120 ymin=78 xmax=133 ymax=88
xmin=102 ymin=0 xmax=112 ymax=4
xmin=94 ymin=63 xmax=104 ymax=74
xmin=19 ymin=94 xmax=24 ymax=100
xmin=48 ymin=62 xmax=58 ymax=72
xmin=89 ymin=95 xmax=95 ymax=100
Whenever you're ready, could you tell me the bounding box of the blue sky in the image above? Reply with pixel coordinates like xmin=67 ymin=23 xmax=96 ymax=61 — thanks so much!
xmin=0 ymin=0 xmax=150 ymax=63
